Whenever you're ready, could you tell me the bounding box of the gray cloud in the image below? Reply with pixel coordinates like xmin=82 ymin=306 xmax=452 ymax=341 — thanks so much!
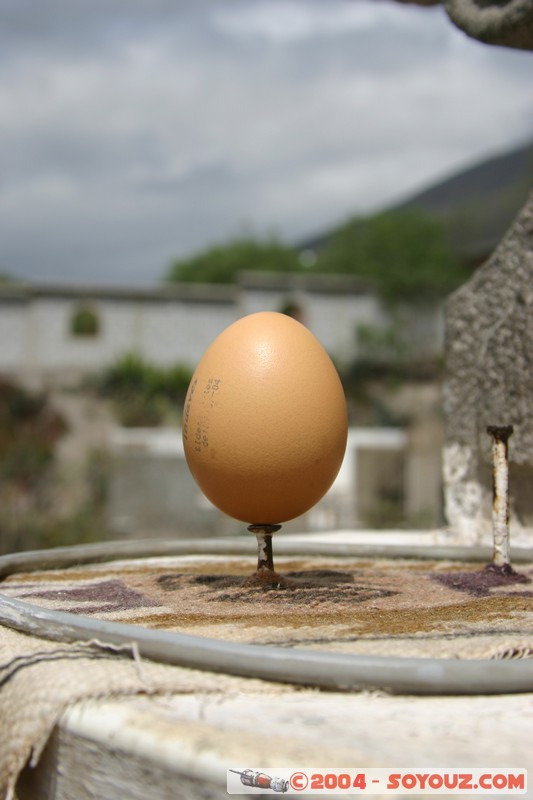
xmin=0 ymin=0 xmax=532 ymax=284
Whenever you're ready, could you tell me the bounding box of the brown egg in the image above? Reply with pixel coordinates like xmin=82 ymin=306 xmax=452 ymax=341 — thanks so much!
xmin=182 ymin=311 xmax=348 ymax=524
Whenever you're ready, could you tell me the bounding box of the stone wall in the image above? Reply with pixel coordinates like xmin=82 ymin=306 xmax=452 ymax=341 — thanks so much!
xmin=443 ymin=192 xmax=533 ymax=545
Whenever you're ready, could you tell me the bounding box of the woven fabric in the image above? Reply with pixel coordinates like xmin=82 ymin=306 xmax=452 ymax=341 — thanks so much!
xmin=0 ymin=624 xmax=278 ymax=800
xmin=1 ymin=553 xmax=532 ymax=797
xmin=2 ymin=554 xmax=532 ymax=655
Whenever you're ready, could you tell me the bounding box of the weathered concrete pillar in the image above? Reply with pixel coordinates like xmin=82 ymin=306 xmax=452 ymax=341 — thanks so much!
xmin=445 ymin=0 xmax=533 ymax=51
xmin=443 ymin=191 xmax=533 ymax=545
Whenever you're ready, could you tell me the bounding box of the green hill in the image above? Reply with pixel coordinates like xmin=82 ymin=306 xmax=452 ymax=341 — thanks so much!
xmin=399 ymin=139 xmax=533 ymax=260
xmin=300 ymin=138 xmax=533 ymax=263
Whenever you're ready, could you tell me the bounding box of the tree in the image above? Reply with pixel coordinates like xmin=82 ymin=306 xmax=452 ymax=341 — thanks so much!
xmin=316 ymin=210 xmax=467 ymax=303
xmin=166 ymin=236 xmax=302 ymax=284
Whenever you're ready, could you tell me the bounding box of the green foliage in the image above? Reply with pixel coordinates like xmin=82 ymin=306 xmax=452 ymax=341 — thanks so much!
xmin=70 ymin=305 xmax=100 ymax=337
xmin=98 ymin=353 xmax=157 ymax=397
xmin=112 ymin=395 xmax=166 ymax=427
xmin=0 ymin=439 xmax=114 ymax=555
xmin=316 ymin=210 xmax=466 ymax=303
xmin=0 ymin=379 xmax=67 ymax=489
xmin=356 ymin=322 xmax=408 ymax=364
xmin=342 ymin=355 xmax=443 ymax=394
xmin=97 ymin=353 xmax=193 ymax=427
xmin=98 ymin=353 xmax=192 ymax=402
xmin=166 ymin=236 xmax=302 ymax=283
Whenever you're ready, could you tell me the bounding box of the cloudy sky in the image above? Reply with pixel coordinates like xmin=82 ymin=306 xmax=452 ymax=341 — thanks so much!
xmin=1 ymin=0 xmax=532 ymax=286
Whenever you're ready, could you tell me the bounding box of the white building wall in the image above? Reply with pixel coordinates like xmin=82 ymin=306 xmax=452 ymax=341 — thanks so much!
xmin=305 ymin=293 xmax=386 ymax=365
xmin=0 ymin=275 xmax=443 ymax=382
xmin=239 ymin=284 xmax=386 ymax=366
xmin=107 ymin=425 xmax=409 ymax=534
xmin=138 ymin=300 xmax=235 ymax=366
xmin=25 ymin=298 xmax=139 ymax=370
xmin=0 ymin=291 xmax=237 ymax=378
xmin=0 ymin=300 xmax=26 ymax=368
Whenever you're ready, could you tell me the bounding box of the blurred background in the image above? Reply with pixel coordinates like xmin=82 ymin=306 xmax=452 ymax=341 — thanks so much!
xmin=1 ymin=0 xmax=532 ymax=552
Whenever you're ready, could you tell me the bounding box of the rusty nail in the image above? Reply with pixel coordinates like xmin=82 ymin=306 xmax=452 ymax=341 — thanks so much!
xmin=247 ymin=524 xmax=282 ymax=573
xmin=486 ymin=425 xmax=514 ymax=569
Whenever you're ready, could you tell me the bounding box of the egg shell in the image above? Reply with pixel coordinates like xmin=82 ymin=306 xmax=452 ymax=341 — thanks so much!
xmin=182 ymin=311 xmax=348 ymax=524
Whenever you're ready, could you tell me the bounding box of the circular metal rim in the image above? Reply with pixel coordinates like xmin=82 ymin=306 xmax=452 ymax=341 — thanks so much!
xmin=1 ymin=538 xmax=532 ymax=696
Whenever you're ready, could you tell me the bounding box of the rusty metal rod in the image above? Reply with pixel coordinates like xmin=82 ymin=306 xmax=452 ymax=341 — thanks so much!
xmin=247 ymin=524 xmax=282 ymax=573
xmin=487 ymin=425 xmax=514 ymax=569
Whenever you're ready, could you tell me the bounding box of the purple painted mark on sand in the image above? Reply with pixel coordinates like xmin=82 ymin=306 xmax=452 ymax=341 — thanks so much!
xmin=20 ymin=578 xmax=161 ymax=615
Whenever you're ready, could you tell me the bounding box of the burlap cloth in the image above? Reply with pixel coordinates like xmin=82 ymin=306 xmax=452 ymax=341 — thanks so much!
xmin=1 ymin=553 xmax=532 ymax=798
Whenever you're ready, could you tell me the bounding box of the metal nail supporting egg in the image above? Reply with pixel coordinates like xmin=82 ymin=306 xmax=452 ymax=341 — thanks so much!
xmin=243 ymin=524 xmax=289 ymax=587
